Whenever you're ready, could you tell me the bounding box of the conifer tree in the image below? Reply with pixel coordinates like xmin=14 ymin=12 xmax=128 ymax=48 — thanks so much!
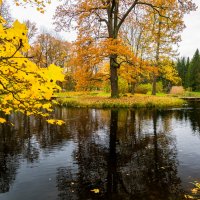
xmin=180 ymin=57 xmax=186 ymax=86
xmin=188 ymin=49 xmax=200 ymax=91
xmin=185 ymin=57 xmax=190 ymax=88
xmin=176 ymin=57 xmax=190 ymax=88
xmin=176 ymin=58 xmax=183 ymax=85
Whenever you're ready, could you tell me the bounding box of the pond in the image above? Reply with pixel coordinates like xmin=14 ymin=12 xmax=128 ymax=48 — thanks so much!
xmin=0 ymin=107 xmax=200 ymax=200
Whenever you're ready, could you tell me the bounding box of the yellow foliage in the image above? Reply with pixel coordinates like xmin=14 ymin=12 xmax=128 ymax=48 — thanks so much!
xmin=184 ymin=195 xmax=194 ymax=199
xmin=56 ymin=120 xmax=65 ymax=125
xmin=46 ymin=119 xmax=55 ymax=124
xmin=90 ymin=189 xmax=100 ymax=194
xmin=0 ymin=118 xmax=6 ymax=123
xmin=191 ymin=188 xmax=198 ymax=194
xmin=46 ymin=119 xmax=65 ymax=125
xmin=0 ymin=13 xmax=64 ymax=124
xmin=159 ymin=59 xmax=181 ymax=85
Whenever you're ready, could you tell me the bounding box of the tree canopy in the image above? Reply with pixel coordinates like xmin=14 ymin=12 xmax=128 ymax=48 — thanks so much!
xmin=0 ymin=4 xmax=65 ymax=124
xmin=10 ymin=0 xmax=197 ymax=96
xmin=53 ymin=0 xmax=196 ymax=97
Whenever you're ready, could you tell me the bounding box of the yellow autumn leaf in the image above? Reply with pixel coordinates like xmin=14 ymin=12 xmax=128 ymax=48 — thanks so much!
xmin=3 ymin=108 xmax=12 ymax=115
xmin=42 ymin=103 xmax=52 ymax=109
xmin=56 ymin=120 xmax=65 ymax=125
xmin=191 ymin=188 xmax=198 ymax=194
xmin=46 ymin=119 xmax=65 ymax=125
xmin=90 ymin=189 xmax=100 ymax=194
xmin=46 ymin=119 xmax=56 ymax=124
xmin=184 ymin=194 xmax=194 ymax=199
xmin=0 ymin=118 xmax=6 ymax=123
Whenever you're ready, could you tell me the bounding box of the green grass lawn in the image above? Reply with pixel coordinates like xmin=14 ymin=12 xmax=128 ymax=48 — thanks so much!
xmin=55 ymin=91 xmax=185 ymax=108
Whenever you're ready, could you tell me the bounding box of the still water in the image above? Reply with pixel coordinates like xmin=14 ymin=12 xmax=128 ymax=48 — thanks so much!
xmin=0 ymin=107 xmax=200 ymax=200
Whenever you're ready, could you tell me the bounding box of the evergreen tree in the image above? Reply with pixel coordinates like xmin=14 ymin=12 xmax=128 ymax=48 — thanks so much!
xmin=185 ymin=57 xmax=190 ymax=88
xmin=181 ymin=57 xmax=187 ymax=87
xmin=176 ymin=58 xmax=182 ymax=78
xmin=176 ymin=57 xmax=188 ymax=88
xmin=188 ymin=49 xmax=200 ymax=91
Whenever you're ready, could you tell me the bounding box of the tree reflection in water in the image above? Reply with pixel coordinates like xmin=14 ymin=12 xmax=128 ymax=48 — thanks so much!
xmin=2 ymin=108 xmax=200 ymax=199
xmin=0 ymin=112 xmax=71 ymax=195
xmin=0 ymin=123 xmax=20 ymax=193
xmin=55 ymin=109 xmax=184 ymax=200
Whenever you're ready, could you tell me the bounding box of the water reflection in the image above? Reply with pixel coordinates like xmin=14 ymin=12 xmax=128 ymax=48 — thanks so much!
xmin=55 ymin=109 xmax=182 ymax=200
xmin=0 ymin=124 xmax=20 ymax=193
xmin=0 ymin=108 xmax=200 ymax=199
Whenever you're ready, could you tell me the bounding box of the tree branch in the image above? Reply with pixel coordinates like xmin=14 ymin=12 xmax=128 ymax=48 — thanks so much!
xmin=117 ymin=0 xmax=138 ymax=32
xmin=0 ymin=39 xmax=23 ymax=61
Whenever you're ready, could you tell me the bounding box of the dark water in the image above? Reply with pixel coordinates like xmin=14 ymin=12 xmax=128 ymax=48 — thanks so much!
xmin=1 ymin=108 xmax=200 ymax=200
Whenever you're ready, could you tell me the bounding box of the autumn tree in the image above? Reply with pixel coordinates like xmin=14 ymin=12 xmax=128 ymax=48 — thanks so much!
xmin=52 ymin=0 xmax=196 ymax=97
xmin=0 ymin=2 xmax=64 ymax=124
xmin=114 ymin=12 xmax=152 ymax=93
xmin=119 ymin=12 xmax=159 ymax=94
xmin=147 ymin=7 xmax=186 ymax=95
xmin=121 ymin=10 xmax=153 ymax=61
xmin=30 ymin=32 xmax=70 ymax=68
xmin=122 ymin=3 xmax=188 ymax=95
xmin=159 ymin=59 xmax=181 ymax=92
xmin=66 ymin=35 xmax=112 ymax=91
xmin=29 ymin=32 xmax=72 ymax=90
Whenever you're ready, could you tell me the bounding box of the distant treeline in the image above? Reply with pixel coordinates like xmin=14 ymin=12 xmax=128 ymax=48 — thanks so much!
xmin=177 ymin=49 xmax=200 ymax=91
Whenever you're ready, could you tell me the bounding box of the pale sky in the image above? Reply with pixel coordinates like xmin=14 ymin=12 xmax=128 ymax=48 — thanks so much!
xmin=8 ymin=0 xmax=77 ymax=41
xmin=178 ymin=0 xmax=200 ymax=58
xmin=8 ymin=0 xmax=200 ymax=58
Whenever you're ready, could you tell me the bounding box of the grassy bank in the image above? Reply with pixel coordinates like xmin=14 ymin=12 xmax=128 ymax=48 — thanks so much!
xmin=182 ymin=91 xmax=200 ymax=97
xmin=55 ymin=92 xmax=185 ymax=109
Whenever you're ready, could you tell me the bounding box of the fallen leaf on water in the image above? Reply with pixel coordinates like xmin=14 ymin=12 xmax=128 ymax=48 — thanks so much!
xmin=161 ymin=167 xmax=165 ymax=169
xmin=90 ymin=189 xmax=100 ymax=193
xmin=191 ymin=188 xmax=198 ymax=194
xmin=184 ymin=194 xmax=194 ymax=199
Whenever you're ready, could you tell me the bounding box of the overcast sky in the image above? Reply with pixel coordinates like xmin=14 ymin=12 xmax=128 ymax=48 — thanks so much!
xmin=8 ymin=0 xmax=76 ymax=41
xmin=8 ymin=0 xmax=200 ymax=58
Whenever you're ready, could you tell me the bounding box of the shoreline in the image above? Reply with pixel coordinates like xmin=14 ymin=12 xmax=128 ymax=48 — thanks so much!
xmin=56 ymin=93 xmax=186 ymax=109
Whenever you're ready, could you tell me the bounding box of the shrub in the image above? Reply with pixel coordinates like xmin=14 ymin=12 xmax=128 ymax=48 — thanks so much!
xmin=170 ymin=86 xmax=185 ymax=95
xmin=103 ymin=81 xmax=111 ymax=93
xmin=135 ymin=83 xmax=152 ymax=94
xmin=119 ymin=77 xmax=128 ymax=94
xmin=156 ymin=81 xmax=163 ymax=93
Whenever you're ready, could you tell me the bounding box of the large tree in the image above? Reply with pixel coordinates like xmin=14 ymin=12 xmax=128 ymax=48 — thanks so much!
xmin=119 ymin=4 xmax=186 ymax=94
xmin=53 ymin=0 xmax=195 ymax=97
